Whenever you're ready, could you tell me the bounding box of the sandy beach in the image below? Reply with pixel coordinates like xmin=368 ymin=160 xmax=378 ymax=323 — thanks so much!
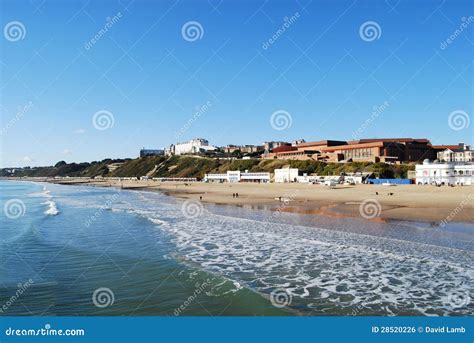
xmin=34 ymin=178 xmax=474 ymax=223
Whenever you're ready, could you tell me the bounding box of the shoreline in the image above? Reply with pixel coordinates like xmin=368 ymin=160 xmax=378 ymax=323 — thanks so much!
xmin=5 ymin=177 xmax=473 ymax=224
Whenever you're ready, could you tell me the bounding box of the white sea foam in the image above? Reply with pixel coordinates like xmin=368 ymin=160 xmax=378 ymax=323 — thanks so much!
xmin=156 ymin=209 xmax=473 ymax=316
xmin=29 ymin=190 xmax=52 ymax=198
xmin=147 ymin=217 xmax=168 ymax=226
xmin=42 ymin=200 xmax=59 ymax=216
xmin=28 ymin=185 xmax=59 ymax=215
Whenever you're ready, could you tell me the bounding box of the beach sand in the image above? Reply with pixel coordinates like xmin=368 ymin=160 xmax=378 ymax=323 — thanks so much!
xmin=42 ymin=178 xmax=474 ymax=223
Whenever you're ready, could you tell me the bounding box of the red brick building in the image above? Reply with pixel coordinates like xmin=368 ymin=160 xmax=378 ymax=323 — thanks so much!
xmin=262 ymin=138 xmax=436 ymax=162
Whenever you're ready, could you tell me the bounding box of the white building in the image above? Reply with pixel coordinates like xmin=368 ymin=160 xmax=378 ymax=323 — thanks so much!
xmin=274 ymin=167 xmax=299 ymax=183
xmin=437 ymin=143 xmax=473 ymax=163
xmin=296 ymin=174 xmax=319 ymax=183
xmin=273 ymin=167 xmax=353 ymax=184
xmin=344 ymin=172 xmax=371 ymax=184
xmin=204 ymin=170 xmax=270 ymax=183
xmin=343 ymin=175 xmax=364 ymax=184
xmin=169 ymin=138 xmax=216 ymax=155
xmin=454 ymin=146 xmax=473 ymax=162
xmin=416 ymin=160 xmax=474 ymax=186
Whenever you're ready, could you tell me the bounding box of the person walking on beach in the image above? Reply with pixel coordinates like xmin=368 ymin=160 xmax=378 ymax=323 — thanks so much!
xmin=236 ymin=193 xmax=239 ymax=198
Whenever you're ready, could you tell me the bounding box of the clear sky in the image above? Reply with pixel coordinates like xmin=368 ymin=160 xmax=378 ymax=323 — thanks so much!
xmin=1 ymin=0 xmax=472 ymax=167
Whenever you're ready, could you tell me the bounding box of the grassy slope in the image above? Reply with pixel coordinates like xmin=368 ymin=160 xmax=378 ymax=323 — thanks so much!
xmin=1 ymin=159 xmax=127 ymax=177
xmin=146 ymin=157 xmax=414 ymax=179
xmin=153 ymin=156 xmax=221 ymax=178
xmin=2 ymin=156 xmax=415 ymax=179
xmin=110 ymin=156 xmax=165 ymax=177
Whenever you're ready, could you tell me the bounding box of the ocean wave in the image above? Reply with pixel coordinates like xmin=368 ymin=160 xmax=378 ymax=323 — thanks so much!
xmin=147 ymin=217 xmax=169 ymax=226
xmin=159 ymin=210 xmax=474 ymax=316
xmin=98 ymin=189 xmax=472 ymax=315
xmin=28 ymin=190 xmax=52 ymax=198
xmin=42 ymin=200 xmax=59 ymax=216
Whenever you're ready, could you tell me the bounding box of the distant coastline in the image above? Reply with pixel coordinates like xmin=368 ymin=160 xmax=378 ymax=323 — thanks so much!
xmin=0 ymin=155 xmax=415 ymax=179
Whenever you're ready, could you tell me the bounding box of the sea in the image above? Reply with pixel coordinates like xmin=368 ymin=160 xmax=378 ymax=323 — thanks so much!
xmin=0 ymin=180 xmax=472 ymax=316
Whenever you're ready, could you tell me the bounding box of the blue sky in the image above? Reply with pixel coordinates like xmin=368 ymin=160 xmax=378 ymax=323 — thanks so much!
xmin=1 ymin=0 xmax=472 ymax=167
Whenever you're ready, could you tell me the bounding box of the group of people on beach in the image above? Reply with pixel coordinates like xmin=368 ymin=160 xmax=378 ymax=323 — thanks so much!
xmin=199 ymin=193 xmax=239 ymax=201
